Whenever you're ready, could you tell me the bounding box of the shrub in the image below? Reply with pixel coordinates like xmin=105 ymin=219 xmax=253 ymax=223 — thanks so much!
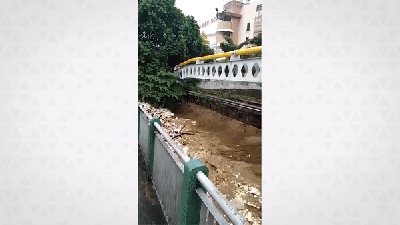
xmin=220 ymin=37 xmax=237 ymax=52
xmin=139 ymin=67 xmax=184 ymax=108
xmin=250 ymin=33 xmax=262 ymax=46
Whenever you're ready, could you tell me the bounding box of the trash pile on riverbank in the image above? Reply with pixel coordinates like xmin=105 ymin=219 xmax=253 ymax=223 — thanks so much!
xmin=140 ymin=102 xmax=185 ymax=138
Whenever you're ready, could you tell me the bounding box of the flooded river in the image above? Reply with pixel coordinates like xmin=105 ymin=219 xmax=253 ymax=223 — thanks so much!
xmin=172 ymin=102 xmax=262 ymax=224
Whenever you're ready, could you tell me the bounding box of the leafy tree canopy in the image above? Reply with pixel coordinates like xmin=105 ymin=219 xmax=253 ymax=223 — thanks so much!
xmin=138 ymin=0 xmax=213 ymax=107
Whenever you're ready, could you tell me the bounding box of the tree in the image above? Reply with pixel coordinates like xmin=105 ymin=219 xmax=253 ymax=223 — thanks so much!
xmin=201 ymin=32 xmax=209 ymax=46
xmin=237 ymin=41 xmax=249 ymax=49
xmin=250 ymin=33 xmax=262 ymax=46
xmin=138 ymin=0 xmax=213 ymax=107
xmin=220 ymin=36 xmax=237 ymax=52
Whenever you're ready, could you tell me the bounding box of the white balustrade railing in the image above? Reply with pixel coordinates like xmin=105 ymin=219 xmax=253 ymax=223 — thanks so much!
xmin=175 ymin=58 xmax=262 ymax=83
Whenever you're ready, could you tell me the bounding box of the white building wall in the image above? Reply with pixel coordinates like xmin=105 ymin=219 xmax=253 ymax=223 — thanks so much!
xmin=237 ymin=0 xmax=262 ymax=45
xmin=200 ymin=21 xmax=219 ymax=51
xmin=199 ymin=0 xmax=262 ymax=50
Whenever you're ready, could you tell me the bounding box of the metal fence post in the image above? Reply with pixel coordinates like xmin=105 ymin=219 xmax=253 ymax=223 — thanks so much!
xmin=148 ymin=117 xmax=161 ymax=177
xmin=180 ymin=158 xmax=209 ymax=225
xmin=138 ymin=106 xmax=141 ymax=140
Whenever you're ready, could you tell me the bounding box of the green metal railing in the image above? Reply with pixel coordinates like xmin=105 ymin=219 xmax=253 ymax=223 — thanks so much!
xmin=138 ymin=104 xmax=245 ymax=225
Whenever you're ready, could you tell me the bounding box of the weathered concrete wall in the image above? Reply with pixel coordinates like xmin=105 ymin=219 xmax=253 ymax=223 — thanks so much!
xmin=195 ymin=79 xmax=262 ymax=90
xmin=181 ymin=77 xmax=262 ymax=100
xmin=185 ymin=91 xmax=261 ymax=129
xmin=181 ymin=77 xmax=261 ymax=128
xmin=216 ymin=89 xmax=262 ymax=100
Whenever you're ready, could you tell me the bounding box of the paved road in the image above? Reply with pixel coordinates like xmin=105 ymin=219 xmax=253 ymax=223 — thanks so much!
xmin=138 ymin=147 xmax=167 ymax=225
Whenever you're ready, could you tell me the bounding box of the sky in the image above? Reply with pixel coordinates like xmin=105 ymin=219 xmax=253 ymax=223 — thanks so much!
xmin=174 ymin=0 xmax=227 ymax=25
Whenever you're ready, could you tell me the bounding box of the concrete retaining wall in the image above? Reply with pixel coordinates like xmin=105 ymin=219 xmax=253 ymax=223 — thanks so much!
xmin=195 ymin=79 xmax=261 ymax=90
xmin=185 ymin=91 xmax=262 ymax=129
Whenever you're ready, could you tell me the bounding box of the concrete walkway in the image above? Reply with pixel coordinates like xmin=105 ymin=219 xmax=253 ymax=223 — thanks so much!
xmin=138 ymin=147 xmax=167 ymax=224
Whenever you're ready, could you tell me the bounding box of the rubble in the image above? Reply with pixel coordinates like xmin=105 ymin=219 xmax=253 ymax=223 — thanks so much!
xmin=249 ymin=187 xmax=261 ymax=196
xmin=140 ymin=102 xmax=184 ymax=138
xmin=230 ymin=196 xmax=245 ymax=210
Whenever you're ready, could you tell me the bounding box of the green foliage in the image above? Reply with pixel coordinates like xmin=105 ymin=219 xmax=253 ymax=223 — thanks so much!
xmin=250 ymin=33 xmax=262 ymax=46
xmin=236 ymin=33 xmax=263 ymax=51
xmin=182 ymin=78 xmax=202 ymax=90
xmin=201 ymin=42 xmax=214 ymax=56
xmin=138 ymin=0 xmax=213 ymax=68
xmin=237 ymin=41 xmax=249 ymax=49
xmin=139 ymin=67 xmax=184 ymax=108
xmin=203 ymin=58 xmax=215 ymax=63
xmin=181 ymin=16 xmax=214 ymax=60
xmin=138 ymin=0 xmax=213 ymax=107
xmin=240 ymin=51 xmax=262 ymax=59
xmin=220 ymin=37 xmax=237 ymax=52
xmin=201 ymin=32 xmax=209 ymax=46
xmin=220 ymin=33 xmax=261 ymax=53
xmin=217 ymin=33 xmax=263 ymax=59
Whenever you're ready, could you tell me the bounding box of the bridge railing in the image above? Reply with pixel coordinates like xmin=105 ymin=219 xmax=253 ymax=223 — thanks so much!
xmin=139 ymin=104 xmax=246 ymax=225
xmin=175 ymin=47 xmax=262 ymax=83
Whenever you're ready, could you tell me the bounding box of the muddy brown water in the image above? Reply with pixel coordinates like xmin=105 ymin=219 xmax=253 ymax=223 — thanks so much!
xmin=171 ymin=102 xmax=262 ymax=223
xmin=173 ymin=103 xmax=262 ymax=164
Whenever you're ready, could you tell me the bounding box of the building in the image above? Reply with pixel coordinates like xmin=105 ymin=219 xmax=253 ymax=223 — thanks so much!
xmin=199 ymin=0 xmax=262 ymax=53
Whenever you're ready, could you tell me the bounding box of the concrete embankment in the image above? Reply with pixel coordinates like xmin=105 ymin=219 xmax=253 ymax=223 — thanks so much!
xmin=185 ymin=91 xmax=262 ymax=129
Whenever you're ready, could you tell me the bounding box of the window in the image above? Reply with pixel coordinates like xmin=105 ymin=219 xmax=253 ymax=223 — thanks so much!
xmin=217 ymin=13 xmax=231 ymax=22
xmin=246 ymin=23 xmax=250 ymax=31
xmin=256 ymin=4 xmax=262 ymax=12
xmin=246 ymin=37 xmax=249 ymax=41
xmin=219 ymin=31 xmax=231 ymax=37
